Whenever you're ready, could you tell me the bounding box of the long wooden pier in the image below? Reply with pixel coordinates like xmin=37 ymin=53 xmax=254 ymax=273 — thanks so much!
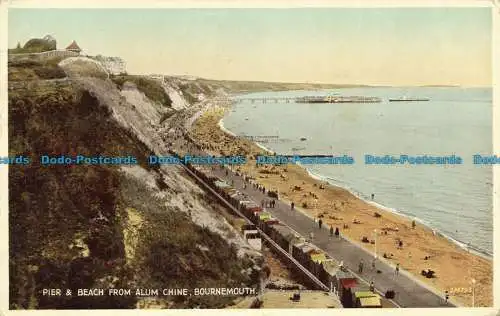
xmin=213 ymin=96 xmax=382 ymax=104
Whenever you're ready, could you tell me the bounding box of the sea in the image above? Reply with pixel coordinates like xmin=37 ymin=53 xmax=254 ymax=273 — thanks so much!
xmin=221 ymin=87 xmax=493 ymax=257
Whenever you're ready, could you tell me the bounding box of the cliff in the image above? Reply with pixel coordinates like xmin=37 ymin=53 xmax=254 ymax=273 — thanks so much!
xmin=8 ymin=55 xmax=262 ymax=309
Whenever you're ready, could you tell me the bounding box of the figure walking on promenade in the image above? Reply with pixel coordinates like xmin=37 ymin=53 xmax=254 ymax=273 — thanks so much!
xmin=291 ymin=202 xmax=295 ymax=210
xmin=335 ymin=227 xmax=340 ymax=239
xmin=395 ymin=263 xmax=400 ymax=276
xmin=369 ymin=281 xmax=375 ymax=293
xmin=358 ymin=260 xmax=364 ymax=274
xmin=318 ymin=218 xmax=323 ymax=229
xmin=371 ymin=259 xmax=376 ymax=271
xmin=309 ymin=231 xmax=314 ymax=242
xmin=330 ymin=225 xmax=334 ymax=237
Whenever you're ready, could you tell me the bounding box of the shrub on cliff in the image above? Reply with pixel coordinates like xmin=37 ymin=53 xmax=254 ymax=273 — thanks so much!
xmin=23 ymin=38 xmax=56 ymax=53
xmin=9 ymin=86 xmax=152 ymax=309
xmin=8 ymin=58 xmax=66 ymax=80
xmin=112 ymin=75 xmax=172 ymax=107
xmin=9 ymin=76 xmax=256 ymax=309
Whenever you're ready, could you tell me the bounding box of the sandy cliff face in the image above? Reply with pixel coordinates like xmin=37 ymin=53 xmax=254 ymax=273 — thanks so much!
xmin=9 ymin=58 xmax=261 ymax=309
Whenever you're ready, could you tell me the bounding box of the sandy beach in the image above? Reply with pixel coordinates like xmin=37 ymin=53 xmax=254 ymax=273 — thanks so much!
xmin=188 ymin=106 xmax=493 ymax=307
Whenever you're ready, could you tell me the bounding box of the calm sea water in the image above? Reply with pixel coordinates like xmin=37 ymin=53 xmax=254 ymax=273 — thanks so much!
xmin=222 ymin=87 xmax=492 ymax=256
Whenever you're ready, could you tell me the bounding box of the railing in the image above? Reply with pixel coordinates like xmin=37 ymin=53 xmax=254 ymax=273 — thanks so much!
xmin=8 ymin=50 xmax=80 ymax=61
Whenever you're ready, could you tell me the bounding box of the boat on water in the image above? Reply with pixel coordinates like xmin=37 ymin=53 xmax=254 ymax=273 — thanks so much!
xmin=389 ymin=96 xmax=430 ymax=102
xmin=300 ymin=137 xmax=307 ymax=141
xmin=291 ymin=147 xmax=306 ymax=151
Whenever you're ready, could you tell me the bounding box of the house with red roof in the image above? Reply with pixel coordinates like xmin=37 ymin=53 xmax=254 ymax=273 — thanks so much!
xmin=65 ymin=40 xmax=81 ymax=54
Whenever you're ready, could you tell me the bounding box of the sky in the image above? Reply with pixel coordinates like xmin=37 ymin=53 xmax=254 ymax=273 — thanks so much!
xmin=8 ymin=8 xmax=492 ymax=86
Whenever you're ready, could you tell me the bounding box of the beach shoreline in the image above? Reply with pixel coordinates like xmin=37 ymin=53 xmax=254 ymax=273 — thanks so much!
xmin=218 ymin=112 xmax=492 ymax=260
xmin=188 ymin=98 xmax=493 ymax=307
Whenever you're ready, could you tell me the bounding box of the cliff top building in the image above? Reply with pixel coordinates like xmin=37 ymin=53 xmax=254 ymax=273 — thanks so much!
xmin=65 ymin=40 xmax=81 ymax=53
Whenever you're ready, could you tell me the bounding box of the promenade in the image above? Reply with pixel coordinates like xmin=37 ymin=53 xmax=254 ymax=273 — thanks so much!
xmin=174 ymin=137 xmax=455 ymax=308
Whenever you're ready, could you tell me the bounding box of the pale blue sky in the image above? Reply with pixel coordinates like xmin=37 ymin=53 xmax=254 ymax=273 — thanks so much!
xmin=8 ymin=8 xmax=492 ymax=86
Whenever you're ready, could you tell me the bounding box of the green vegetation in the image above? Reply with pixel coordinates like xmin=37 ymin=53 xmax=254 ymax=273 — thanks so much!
xmin=9 ymin=69 xmax=256 ymax=309
xmin=9 ymin=86 xmax=152 ymax=309
xmin=8 ymin=58 xmax=66 ymax=81
xmin=9 ymin=38 xmax=56 ymax=54
xmin=61 ymin=60 xmax=108 ymax=80
xmin=121 ymin=177 xmax=259 ymax=308
xmin=178 ymin=83 xmax=203 ymax=105
xmin=111 ymin=75 xmax=172 ymax=107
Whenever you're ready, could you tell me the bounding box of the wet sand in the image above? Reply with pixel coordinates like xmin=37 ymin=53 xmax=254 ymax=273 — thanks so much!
xmin=188 ymin=107 xmax=493 ymax=307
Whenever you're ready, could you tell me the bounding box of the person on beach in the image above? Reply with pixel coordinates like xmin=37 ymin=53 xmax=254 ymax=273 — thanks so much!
xmin=412 ymin=220 xmax=416 ymax=229
xmin=318 ymin=218 xmax=323 ymax=229
xmin=358 ymin=260 xmax=364 ymax=274
xmin=395 ymin=263 xmax=400 ymax=276
xmin=335 ymin=227 xmax=340 ymax=239
xmin=291 ymin=202 xmax=295 ymax=210
xmin=371 ymin=193 xmax=375 ymax=200
xmin=330 ymin=226 xmax=334 ymax=237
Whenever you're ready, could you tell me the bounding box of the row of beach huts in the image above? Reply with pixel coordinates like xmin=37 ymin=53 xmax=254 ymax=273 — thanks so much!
xmin=182 ymin=160 xmax=384 ymax=308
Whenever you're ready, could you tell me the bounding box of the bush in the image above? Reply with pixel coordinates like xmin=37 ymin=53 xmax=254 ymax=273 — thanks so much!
xmin=22 ymin=38 xmax=56 ymax=53
xmin=112 ymin=75 xmax=172 ymax=107
xmin=9 ymin=58 xmax=66 ymax=80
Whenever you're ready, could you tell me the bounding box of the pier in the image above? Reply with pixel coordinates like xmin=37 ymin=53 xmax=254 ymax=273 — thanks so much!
xmin=213 ymin=96 xmax=382 ymax=104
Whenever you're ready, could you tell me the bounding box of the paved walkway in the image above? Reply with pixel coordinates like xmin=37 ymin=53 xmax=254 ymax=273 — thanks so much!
xmin=209 ymin=165 xmax=454 ymax=308
xmin=173 ymin=130 xmax=455 ymax=308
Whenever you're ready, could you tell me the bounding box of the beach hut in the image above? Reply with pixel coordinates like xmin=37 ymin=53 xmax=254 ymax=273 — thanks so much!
xmin=310 ymin=250 xmax=327 ymax=264
xmin=214 ymin=180 xmax=230 ymax=189
xmin=334 ymin=270 xmax=358 ymax=308
xmin=241 ymin=224 xmax=261 ymax=250
xmin=308 ymin=250 xmax=328 ymax=276
xmin=269 ymin=223 xmax=298 ymax=250
xmin=261 ymin=218 xmax=280 ymax=234
xmin=292 ymin=243 xmax=318 ymax=268
xmin=353 ymin=291 xmax=382 ymax=308
xmin=258 ymin=212 xmax=272 ymax=221
xmin=319 ymin=260 xmax=339 ymax=290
